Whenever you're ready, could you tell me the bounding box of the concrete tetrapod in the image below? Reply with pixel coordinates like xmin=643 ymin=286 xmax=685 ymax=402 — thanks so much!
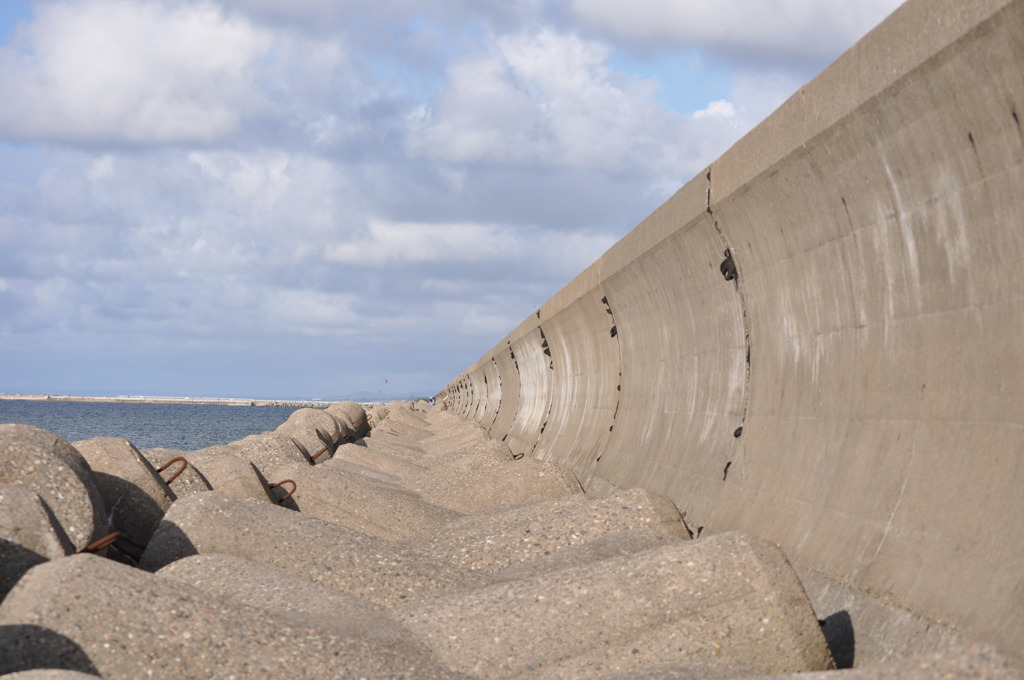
xmin=373 ymin=418 xmax=436 ymax=443
xmin=415 ymin=435 xmax=515 ymax=468
xmin=409 ymin=487 xmax=691 ymax=572
xmin=156 ymin=554 xmax=428 ymax=651
xmin=264 ymin=461 xmax=462 ymax=539
xmin=0 ymin=425 xmax=106 ymax=552
xmin=73 ymin=437 xmax=176 ymax=552
xmin=325 ymin=400 xmax=369 ymax=440
xmin=224 ymin=431 xmax=312 ymax=470
xmin=0 ymin=484 xmax=73 ymax=600
xmin=398 ymin=532 xmax=833 ymax=678
xmin=140 ymin=448 xmax=213 ymax=499
xmin=138 ymin=490 xmax=490 ymax=605
xmin=141 ymin=446 xmax=212 ymax=499
xmin=365 ymin=404 xmax=390 ymax=428
xmin=0 ymin=554 xmax=463 ymax=679
xmin=331 ymin=441 xmax=430 ymax=479
xmin=275 ymin=408 xmax=339 ymax=463
xmin=414 ymin=415 xmax=492 ymax=455
xmin=184 ymin=451 xmax=278 ymax=504
xmin=320 ymin=455 xmax=407 ymax=485
xmin=405 ymin=440 xmax=584 ymax=513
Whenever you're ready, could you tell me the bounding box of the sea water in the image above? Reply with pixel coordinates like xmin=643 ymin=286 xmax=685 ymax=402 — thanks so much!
xmin=0 ymin=400 xmax=301 ymax=451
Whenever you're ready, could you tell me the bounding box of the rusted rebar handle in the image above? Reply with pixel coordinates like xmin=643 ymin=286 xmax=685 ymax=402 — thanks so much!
xmin=81 ymin=531 xmax=122 ymax=553
xmin=157 ymin=456 xmax=189 ymax=484
xmin=311 ymin=445 xmax=330 ymax=462
xmin=513 ymin=453 xmax=525 ymax=460
xmin=270 ymin=479 xmax=297 ymax=502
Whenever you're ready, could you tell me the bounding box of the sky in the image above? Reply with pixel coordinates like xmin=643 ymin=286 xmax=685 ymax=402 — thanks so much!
xmin=0 ymin=0 xmax=904 ymax=400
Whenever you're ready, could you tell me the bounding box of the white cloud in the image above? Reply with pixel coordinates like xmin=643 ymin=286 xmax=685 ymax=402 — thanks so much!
xmin=0 ymin=0 xmax=271 ymax=144
xmin=327 ymin=219 xmax=510 ymax=266
xmin=408 ymin=28 xmax=687 ymax=171
xmin=694 ymin=99 xmax=737 ymax=120
xmin=568 ymin=0 xmax=904 ymax=62
xmin=87 ymin=155 xmax=115 ymax=182
xmin=265 ymin=289 xmax=359 ymax=333
xmin=0 ymin=0 xmax=883 ymax=397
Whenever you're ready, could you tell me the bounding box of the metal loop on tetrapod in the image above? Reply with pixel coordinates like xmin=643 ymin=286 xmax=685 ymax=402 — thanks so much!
xmin=157 ymin=456 xmax=189 ymax=484
xmin=270 ymin=479 xmax=297 ymax=502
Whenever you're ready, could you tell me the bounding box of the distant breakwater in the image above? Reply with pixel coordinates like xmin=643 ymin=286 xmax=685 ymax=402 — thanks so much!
xmin=0 ymin=393 xmax=339 ymax=409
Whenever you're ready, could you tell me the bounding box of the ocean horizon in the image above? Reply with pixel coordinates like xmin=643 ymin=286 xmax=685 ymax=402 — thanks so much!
xmin=0 ymin=398 xmax=307 ymax=451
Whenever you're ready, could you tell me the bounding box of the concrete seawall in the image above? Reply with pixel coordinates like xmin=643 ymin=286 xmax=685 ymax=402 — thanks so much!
xmin=437 ymin=0 xmax=1024 ymax=663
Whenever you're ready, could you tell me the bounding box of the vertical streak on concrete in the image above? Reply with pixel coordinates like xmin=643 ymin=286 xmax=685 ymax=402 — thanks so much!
xmin=488 ymin=342 xmax=522 ymax=443
xmin=503 ymin=326 xmax=553 ymax=458
xmin=707 ymin=167 xmax=753 ymax=437
xmin=436 ymin=0 xmax=1024 ymax=658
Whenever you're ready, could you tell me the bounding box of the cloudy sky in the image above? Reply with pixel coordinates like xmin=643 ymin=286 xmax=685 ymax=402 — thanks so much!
xmin=0 ymin=0 xmax=903 ymax=400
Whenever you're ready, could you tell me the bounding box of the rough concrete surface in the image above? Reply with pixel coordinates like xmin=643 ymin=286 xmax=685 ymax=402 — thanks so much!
xmin=138 ymin=490 xmax=489 ymax=605
xmin=140 ymin=448 xmax=213 ymax=499
xmin=73 ymin=437 xmax=175 ymax=547
xmin=409 ymin=487 xmax=690 ymax=571
xmin=274 ymin=407 xmax=338 ymax=461
xmin=325 ymin=400 xmax=370 ymax=440
xmin=184 ymin=451 xmax=277 ymax=504
xmin=155 ymin=553 xmax=423 ymax=647
xmin=406 ymin=440 xmax=584 ymax=513
xmin=262 ymin=460 xmax=462 ymax=539
xmin=0 ymin=425 xmax=107 ymax=552
xmin=482 ymin=529 xmax=684 ymax=584
xmin=225 ymin=431 xmax=312 ymax=469
xmin=0 ymin=554 xmax=461 ymax=679
xmin=398 ymin=531 xmax=833 ymax=678
xmin=331 ymin=440 xmax=430 ymax=478
xmin=0 ymin=484 xmax=72 ymax=600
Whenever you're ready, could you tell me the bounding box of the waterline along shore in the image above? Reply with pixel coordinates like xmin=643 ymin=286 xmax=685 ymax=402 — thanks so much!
xmin=0 ymin=393 xmax=336 ymax=409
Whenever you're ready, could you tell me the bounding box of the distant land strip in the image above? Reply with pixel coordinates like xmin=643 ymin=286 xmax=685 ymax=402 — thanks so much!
xmin=0 ymin=393 xmax=343 ymax=408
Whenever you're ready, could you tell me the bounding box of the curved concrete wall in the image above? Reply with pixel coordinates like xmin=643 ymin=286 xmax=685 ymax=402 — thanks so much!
xmin=437 ymin=0 xmax=1024 ymax=660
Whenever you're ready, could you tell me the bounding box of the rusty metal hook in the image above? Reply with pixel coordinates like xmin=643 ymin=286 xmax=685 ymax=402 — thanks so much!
xmin=157 ymin=456 xmax=189 ymax=484
xmin=311 ymin=445 xmax=330 ymax=462
xmin=270 ymin=479 xmax=297 ymax=502
xmin=81 ymin=531 xmax=122 ymax=553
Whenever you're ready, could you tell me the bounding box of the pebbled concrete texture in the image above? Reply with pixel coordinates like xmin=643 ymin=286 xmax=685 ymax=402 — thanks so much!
xmin=73 ymin=437 xmax=175 ymax=547
xmin=274 ymin=407 xmax=338 ymax=461
xmin=435 ymin=0 xmax=1024 ymax=663
xmin=0 ymin=554 xmax=462 ymax=680
xmin=155 ymin=553 xmax=424 ymax=648
xmin=184 ymin=451 xmax=277 ymax=504
xmin=332 ymin=440 xmax=430 ymax=478
xmin=398 ymin=531 xmax=834 ymax=678
xmin=223 ymin=431 xmax=312 ymax=469
xmin=326 ymin=400 xmax=370 ymax=440
xmin=406 ymin=443 xmax=584 ymax=513
xmin=0 ymin=426 xmax=107 ymax=552
xmin=140 ymin=448 xmax=213 ymax=499
xmin=137 ymin=490 xmax=490 ymax=605
xmin=0 ymin=484 xmax=72 ymax=600
xmin=262 ymin=460 xmax=462 ymax=539
xmin=409 ymin=487 xmax=691 ymax=572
